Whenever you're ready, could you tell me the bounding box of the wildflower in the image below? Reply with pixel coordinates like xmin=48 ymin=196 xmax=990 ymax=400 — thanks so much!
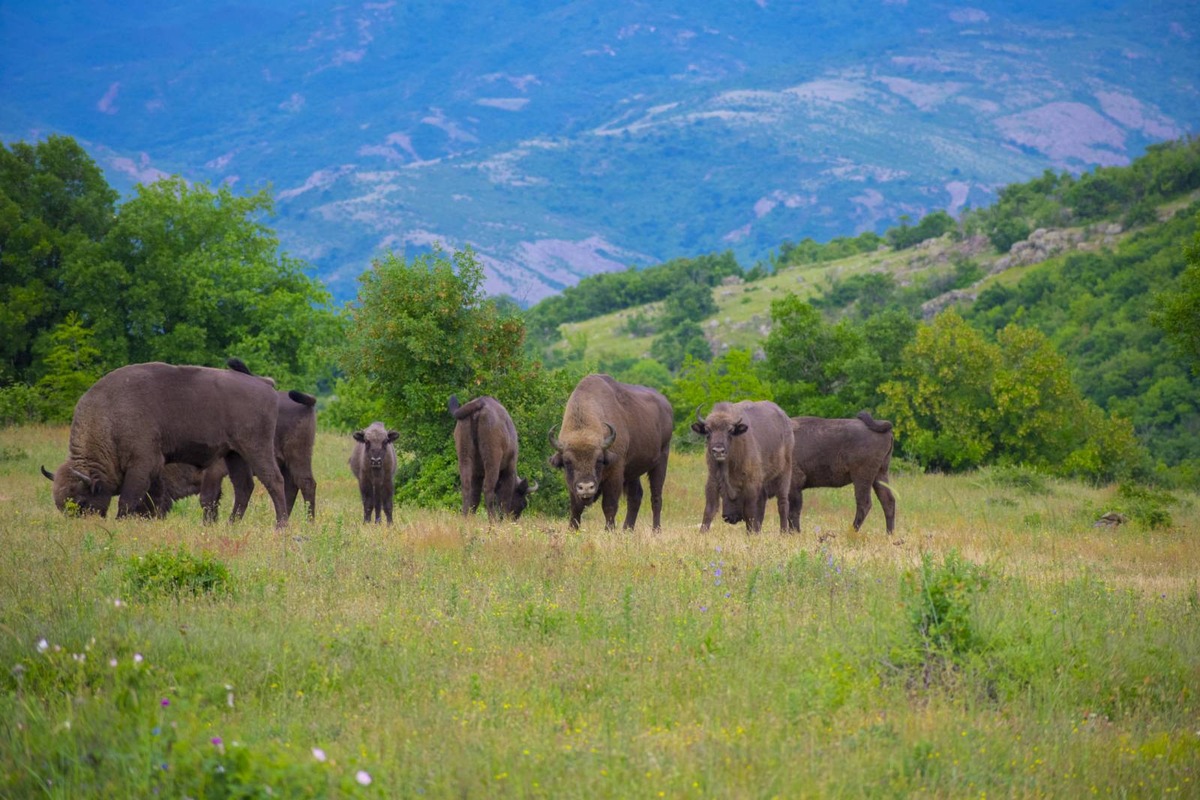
xmin=72 ymin=653 xmax=86 ymax=663
xmin=152 ymin=727 xmax=161 ymax=736
xmin=109 ymin=658 xmax=118 ymax=668
xmin=700 ymin=606 xmax=708 ymax=613
xmin=134 ymin=653 xmax=144 ymax=664
xmin=356 ymin=770 xmax=372 ymax=786
xmin=36 ymin=639 xmax=48 ymax=653
xmin=312 ymin=748 xmax=327 ymax=762
xmin=161 ymin=698 xmax=170 ymax=707
xmin=113 ymin=599 xmax=123 ymax=608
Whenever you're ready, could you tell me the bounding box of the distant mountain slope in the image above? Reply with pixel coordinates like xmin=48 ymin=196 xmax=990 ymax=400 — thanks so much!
xmin=2 ymin=1 xmax=1197 ymax=304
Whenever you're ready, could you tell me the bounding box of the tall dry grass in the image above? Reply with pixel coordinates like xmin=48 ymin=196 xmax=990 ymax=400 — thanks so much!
xmin=1 ymin=426 xmax=1197 ymax=797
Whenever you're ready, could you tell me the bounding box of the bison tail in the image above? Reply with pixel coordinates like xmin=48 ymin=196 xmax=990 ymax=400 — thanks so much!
xmin=227 ymin=357 xmax=252 ymax=375
xmin=856 ymin=411 xmax=894 ymax=434
xmin=288 ymin=390 xmax=317 ymax=407
xmin=450 ymin=396 xmax=487 ymax=420
xmin=41 ymin=465 xmax=55 ymax=481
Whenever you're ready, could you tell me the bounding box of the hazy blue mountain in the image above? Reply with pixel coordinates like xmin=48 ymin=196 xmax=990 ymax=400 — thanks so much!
xmin=3 ymin=1 xmax=1197 ymax=304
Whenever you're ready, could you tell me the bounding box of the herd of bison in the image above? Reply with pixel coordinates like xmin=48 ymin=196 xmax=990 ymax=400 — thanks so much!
xmin=41 ymin=361 xmax=897 ymax=534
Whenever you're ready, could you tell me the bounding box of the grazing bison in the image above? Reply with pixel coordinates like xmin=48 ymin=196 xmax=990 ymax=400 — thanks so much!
xmin=449 ymin=394 xmax=536 ymax=521
xmin=788 ymin=411 xmax=896 ymax=534
xmin=549 ymin=374 xmax=672 ymax=530
xmin=349 ymin=421 xmax=398 ymax=524
xmin=41 ymin=362 xmax=290 ymax=526
xmin=693 ymin=401 xmax=793 ymax=533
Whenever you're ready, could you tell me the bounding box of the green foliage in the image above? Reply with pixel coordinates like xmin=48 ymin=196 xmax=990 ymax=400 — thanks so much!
xmin=902 ymin=550 xmax=989 ymax=659
xmin=881 ymin=311 xmax=1146 ymax=478
xmin=886 ymin=210 xmax=957 ymax=250
xmin=970 ymin=204 xmax=1200 ymax=470
xmin=341 ymin=246 xmax=576 ymax=515
xmin=649 ymin=320 xmax=712 ymax=371
xmin=34 ymin=311 xmax=102 ymax=422
xmin=659 ymin=281 xmax=718 ymax=328
xmin=523 ymin=251 xmax=743 ymax=350
xmin=1110 ymin=483 xmax=1179 ymax=530
xmin=124 ymin=547 xmax=231 ymax=599
xmin=1153 ymin=211 xmax=1200 ymax=374
xmin=982 ymin=464 xmax=1052 ymax=496
xmin=0 ymin=135 xmax=117 ymax=385
xmin=0 ymin=383 xmax=48 ymax=427
xmin=667 ymin=349 xmax=773 ymax=445
xmin=773 ymin=230 xmax=882 ymax=268
xmin=319 ymin=374 xmax=389 ymax=433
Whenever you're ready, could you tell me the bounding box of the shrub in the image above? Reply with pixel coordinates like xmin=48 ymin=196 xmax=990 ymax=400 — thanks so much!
xmin=902 ymin=550 xmax=989 ymax=661
xmin=124 ymin=547 xmax=231 ymax=599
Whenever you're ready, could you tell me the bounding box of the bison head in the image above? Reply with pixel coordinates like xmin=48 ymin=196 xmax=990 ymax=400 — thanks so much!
xmin=353 ymin=426 xmax=399 ymax=469
xmin=508 ymin=478 xmax=538 ymax=519
xmin=548 ymin=423 xmax=615 ymax=502
xmin=691 ymin=406 xmax=748 ymax=464
xmin=42 ymin=463 xmax=112 ymax=517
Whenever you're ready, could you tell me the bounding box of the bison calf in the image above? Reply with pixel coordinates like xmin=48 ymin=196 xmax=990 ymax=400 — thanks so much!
xmin=449 ymin=395 xmax=536 ymax=521
xmin=349 ymin=422 xmax=399 ymax=524
xmin=693 ymin=401 xmax=793 ymax=534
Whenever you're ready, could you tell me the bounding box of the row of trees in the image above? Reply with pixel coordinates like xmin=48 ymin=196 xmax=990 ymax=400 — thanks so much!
xmin=4 ymin=133 xmax=1199 ymax=500
xmin=1 ymin=136 xmax=339 ymax=423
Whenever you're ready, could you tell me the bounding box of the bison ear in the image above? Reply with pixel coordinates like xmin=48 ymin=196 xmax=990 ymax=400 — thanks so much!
xmin=548 ymin=452 xmax=563 ymax=469
xmin=386 ymin=431 xmax=400 ymax=443
xmin=691 ymin=422 xmax=707 ymax=436
xmin=352 ymin=430 xmax=366 ymax=443
xmin=732 ymin=422 xmax=749 ymax=436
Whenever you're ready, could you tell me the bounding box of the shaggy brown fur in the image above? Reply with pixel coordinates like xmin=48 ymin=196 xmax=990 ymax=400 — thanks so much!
xmin=549 ymin=374 xmax=673 ymax=530
xmin=449 ymin=395 xmax=535 ymax=521
xmin=693 ymin=400 xmax=793 ymax=534
xmin=349 ymin=421 xmax=398 ymax=524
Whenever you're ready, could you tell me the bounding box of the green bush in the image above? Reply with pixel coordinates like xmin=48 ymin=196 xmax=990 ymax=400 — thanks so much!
xmin=124 ymin=547 xmax=231 ymax=599
xmin=1112 ymin=482 xmax=1178 ymax=529
xmin=902 ymin=550 xmax=989 ymax=661
xmin=0 ymin=383 xmax=48 ymax=427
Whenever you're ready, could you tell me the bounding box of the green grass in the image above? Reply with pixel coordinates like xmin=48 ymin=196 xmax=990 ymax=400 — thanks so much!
xmin=2 ymin=425 xmax=1199 ymax=797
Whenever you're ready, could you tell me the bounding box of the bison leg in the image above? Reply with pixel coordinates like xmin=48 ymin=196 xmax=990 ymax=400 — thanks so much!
xmin=296 ymin=472 xmax=317 ymax=521
xmin=874 ymin=477 xmax=896 ymax=534
xmin=775 ymin=473 xmax=791 ymax=534
xmin=360 ymin=484 xmax=373 ymax=523
xmin=788 ymin=488 xmax=804 ymax=532
xmin=116 ymin=461 xmax=159 ymax=519
xmin=852 ymin=480 xmax=873 ymax=531
xmin=568 ymin=499 xmax=585 ymax=530
xmin=743 ymin=489 xmax=767 ymax=534
xmin=647 ymin=453 xmax=668 ymax=531
xmin=198 ymin=468 xmax=225 ymax=525
xmin=225 ymin=455 xmax=254 ymax=522
xmin=281 ymin=465 xmax=299 ymax=517
xmin=241 ymin=451 xmax=288 ymax=529
xmin=621 ymin=476 xmax=643 ymax=530
xmin=699 ymin=476 xmax=721 ymax=533
xmin=600 ymin=486 xmax=621 ymax=531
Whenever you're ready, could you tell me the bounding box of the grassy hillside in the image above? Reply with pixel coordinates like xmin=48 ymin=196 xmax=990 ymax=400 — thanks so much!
xmin=3 ymin=426 xmax=1198 ymax=796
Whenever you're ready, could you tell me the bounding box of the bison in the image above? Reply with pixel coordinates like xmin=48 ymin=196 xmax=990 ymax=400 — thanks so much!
xmin=41 ymin=362 xmax=290 ymax=527
xmin=449 ymin=394 xmax=536 ymax=521
xmin=349 ymin=421 xmax=399 ymax=524
xmin=693 ymin=400 xmax=793 ymax=534
xmin=549 ymin=374 xmax=672 ymax=530
xmin=125 ymin=359 xmax=319 ymax=523
xmin=788 ymin=411 xmax=896 ymax=534
xmin=718 ymin=411 xmax=897 ymax=535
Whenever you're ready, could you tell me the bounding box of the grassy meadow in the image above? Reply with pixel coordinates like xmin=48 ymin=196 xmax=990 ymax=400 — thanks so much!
xmin=2 ymin=425 xmax=1198 ymax=797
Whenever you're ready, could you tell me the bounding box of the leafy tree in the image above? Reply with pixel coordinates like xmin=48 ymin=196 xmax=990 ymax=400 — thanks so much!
xmin=649 ymin=320 xmax=711 ymax=371
xmin=667 ymin=349 xmax=773 ymax=445
xmin=1154 ymin=211 xmax=1200 ymax=373
xmin=659 ymin=281 xmax=717 ymax=328
xmin=0 ymin=136 xmax=117 ymax=384
xmin=66 ymin=178 xmax=337 ymax=387
xmin=35 ymin=312 xmax=103 ymax=422
xmin=339 ymin=246 xmax=573 ymax=513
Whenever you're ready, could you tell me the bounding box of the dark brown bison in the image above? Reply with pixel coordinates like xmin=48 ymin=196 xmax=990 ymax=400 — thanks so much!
xmin=125 ymin=359 xmax=319 ymax=523
xmin=718 ymin=411 xmax=897 ymax=534
xmin=41 ymin=362 xmax=290 ymax=527
xmin=789 ymin=411 xmax=896 ymax=534
xmin=693 ymin=400 xmax=793 ymax=533
xmin=549 ymin=374 xmax=672 ymax=530
xmin=147 ymin=393 xmax=319 ymax=523
xmin=449 ymin=394 xmax=536 ymax=521
xmin=349 ymin=421 xmax=398 ymax=524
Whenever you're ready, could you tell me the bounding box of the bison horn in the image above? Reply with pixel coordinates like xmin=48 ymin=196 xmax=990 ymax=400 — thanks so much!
xmin=526 ymin=480 xmax=538 ymax=493
xmin=694 ymin=404 xmax=706 ymax=425
xmin=70 ymin=467 xmax=94 ymax=488
xmin=548 ymin=425 xmax=563 ymax=451
xmin=601 ymin=422 xmax=616 ymax=449
xmin=40 ymin=465 xmax=54 ymax=481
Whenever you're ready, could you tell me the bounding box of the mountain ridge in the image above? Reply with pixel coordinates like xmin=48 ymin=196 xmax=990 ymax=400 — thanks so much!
xmin=2 ymin=1 xmax=1197 ymax=303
